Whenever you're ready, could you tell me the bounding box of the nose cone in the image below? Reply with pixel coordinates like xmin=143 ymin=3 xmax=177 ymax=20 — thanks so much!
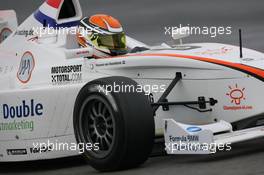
xmin=34 ymin=0 xmax=82 ymax=28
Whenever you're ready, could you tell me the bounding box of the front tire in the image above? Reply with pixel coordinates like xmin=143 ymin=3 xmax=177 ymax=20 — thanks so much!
xmin=73 ymin=76 xmax=155 ymax=171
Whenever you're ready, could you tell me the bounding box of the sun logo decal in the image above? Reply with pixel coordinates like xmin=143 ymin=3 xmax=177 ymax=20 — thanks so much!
xmin=226 ymin=84 xmax=245 ymax=105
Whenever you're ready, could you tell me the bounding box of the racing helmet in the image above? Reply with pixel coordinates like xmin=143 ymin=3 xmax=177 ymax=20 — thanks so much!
xmin=78 ymin=14 xmax=127 ymax=56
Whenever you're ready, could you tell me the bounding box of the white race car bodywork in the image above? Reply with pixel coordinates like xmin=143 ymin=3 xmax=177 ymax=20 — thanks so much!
xmin=1 ymin=0 xmax=264 ymax=162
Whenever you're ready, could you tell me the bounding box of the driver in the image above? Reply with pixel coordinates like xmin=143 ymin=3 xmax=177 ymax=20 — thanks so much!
xmin=77 ymin=14 xmax=128 ymax=58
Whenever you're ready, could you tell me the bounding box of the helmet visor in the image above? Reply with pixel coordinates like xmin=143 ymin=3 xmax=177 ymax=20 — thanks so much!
xmin=96 ymin=32 xmax=127 ymax=50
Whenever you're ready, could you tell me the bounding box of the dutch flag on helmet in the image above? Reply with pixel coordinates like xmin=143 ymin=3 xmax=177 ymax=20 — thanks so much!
xmin=34 ymin=0 xmax=82 ymax=28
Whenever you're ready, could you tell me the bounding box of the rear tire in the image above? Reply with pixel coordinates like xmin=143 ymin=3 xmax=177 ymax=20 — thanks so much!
xmin=73 ymin=76 xmax=155 ymax=171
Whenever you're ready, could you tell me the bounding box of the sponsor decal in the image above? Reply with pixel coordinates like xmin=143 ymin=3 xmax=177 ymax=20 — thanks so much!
xmin=0 ymin=99 xmax=43 ymax=132
xmin=17 ymin=52 xmax=35 ymax=83
xmin=51 ymin=65 xmax=82 ymax=85
xmin=226 ymin=84 xmax=245 ymax=105
xmin=28 ymin=36 xmax=39 ymax=42
xmin=0 ymin=120 xmax=34 ymax=132
xmin=195 ymin=46 xmax=233 ymax=55
xmin=7 ymin=149 xmax=27 ymax=155
xmin=187 ymin=127 xmax=202 ymax=132
xmin=169 ymin=135 xmax=200 ymax=142
xmin=223 ymin=84 xmax=253 ymax=111
xmin=95 ymin=60 xmax=126 ymax=67
xmin=14 ymin=29 xmax=34 ymax=37
xmin=76 ymin=50 xmax=90 ymax=55
xmin=0 ymin=28 xmax=12 ymax=43
xmin=30 ymin=145 xmax=53 ymax=154
xmin=2 ymin=99 xmax=43 ymax=119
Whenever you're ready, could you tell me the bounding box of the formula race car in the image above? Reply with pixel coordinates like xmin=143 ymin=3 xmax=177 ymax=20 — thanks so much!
xmin=1 ymin=0 xmax=264 ymax=172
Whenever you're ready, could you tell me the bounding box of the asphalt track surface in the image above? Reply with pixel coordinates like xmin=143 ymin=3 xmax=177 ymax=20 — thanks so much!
xmin=1 ymin=0 xmax=264 ymax=175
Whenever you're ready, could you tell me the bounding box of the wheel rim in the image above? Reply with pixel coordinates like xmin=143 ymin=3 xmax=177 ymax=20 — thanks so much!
xmin=79 ymin=95 xmax=116 ymax=158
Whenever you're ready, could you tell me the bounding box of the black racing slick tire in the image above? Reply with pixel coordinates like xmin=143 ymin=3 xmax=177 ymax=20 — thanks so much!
xmin=73 ymin=76 xmax=155 ymax=171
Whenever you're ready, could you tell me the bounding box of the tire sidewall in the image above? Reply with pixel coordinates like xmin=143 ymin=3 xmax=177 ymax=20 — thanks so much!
xmin=73 ymin=77 xmax=154 ymax=171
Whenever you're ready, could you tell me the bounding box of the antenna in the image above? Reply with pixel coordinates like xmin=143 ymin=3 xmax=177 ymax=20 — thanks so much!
xmin=239 ymin=29 xmax=243 ymax=58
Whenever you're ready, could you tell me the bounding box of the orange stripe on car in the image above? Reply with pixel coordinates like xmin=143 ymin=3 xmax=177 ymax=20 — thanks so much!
xmin=103 ymin=53 xmax=264 ymax=80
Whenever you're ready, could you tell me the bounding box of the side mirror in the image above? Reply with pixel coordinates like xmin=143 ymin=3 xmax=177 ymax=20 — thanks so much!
xmin=172 ymin=27 xmax=190 ymax=40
